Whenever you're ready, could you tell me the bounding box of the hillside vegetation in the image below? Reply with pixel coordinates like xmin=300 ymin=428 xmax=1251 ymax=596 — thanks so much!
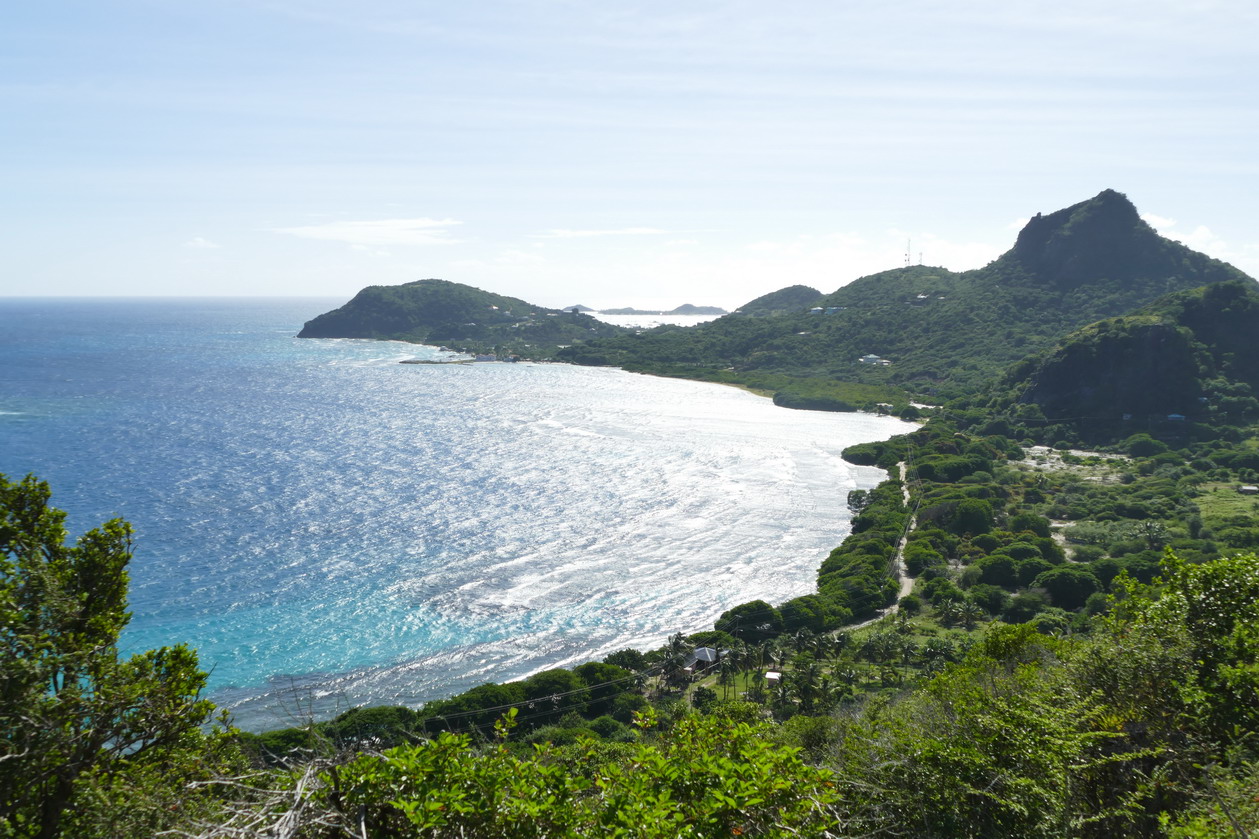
xmin=967 ymin=280 xmax=1259 ymax=445
xmin=298 ymin=278 xmax=627 ymax=357
xmin=558 ymin=190 xmax=1252 ymax=400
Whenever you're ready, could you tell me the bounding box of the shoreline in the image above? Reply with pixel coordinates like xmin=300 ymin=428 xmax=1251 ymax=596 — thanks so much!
xmin=394 ymin=341 xmax=914 ymax=419
xmin=230 ymin=358 xmax=908 ymax=729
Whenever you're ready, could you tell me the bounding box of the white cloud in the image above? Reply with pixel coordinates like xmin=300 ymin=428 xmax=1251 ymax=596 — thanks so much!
xmin=273 ymin=218 xmax=463 ymax=246
xmin=1142 ymin=213 xmax=1177 ymax=230
xmin=182 ymin=236 xmax=220 ymax=249
xmin=535 ymin=227 xmax=666 ymax=239
xmin=1140 ymin=211 xmax=1259 ymax=277
xmin=1143 ymin=213 xmax=1237 ymax=263
xmin=1173 ymin=225 xmax=1226 ymax=253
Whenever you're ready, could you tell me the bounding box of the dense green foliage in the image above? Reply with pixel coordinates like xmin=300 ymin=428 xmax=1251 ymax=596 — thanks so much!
xmin=284 ymin=553 xmax=1259 ymax=838
xmin=314 ymin=707 xmax=846 ymax=838
xmin=297 ymin=278 xmax=627 ymax=358
xmin=976 ymin=280 xmax=1259 ymax=444
xmin=0 ymin=475 xmax=239 ymax=839
xmin=734 ymin=284 xmax=822 ymax=316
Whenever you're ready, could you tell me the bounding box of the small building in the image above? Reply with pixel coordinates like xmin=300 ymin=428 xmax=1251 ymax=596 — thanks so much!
xmin=859 ymin=354 xmax=891 ymax=366
xmin=681 ymin=647 xmax=721 ymax=677
xmin=1239 ymin=486 xmax=1259 ymax=495
xmin=765 ymin=671 xmax=782 ymax=685
xmin=809 ymin=307 xmax=824 ymax=314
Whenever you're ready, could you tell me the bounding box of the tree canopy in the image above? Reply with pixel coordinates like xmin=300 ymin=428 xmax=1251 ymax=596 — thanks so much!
xmin=0 ymin=474 xmax=220 ymax=838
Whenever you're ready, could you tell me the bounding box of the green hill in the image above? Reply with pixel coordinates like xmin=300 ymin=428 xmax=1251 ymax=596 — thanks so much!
xmin=977 ymin=280 xmax=1259 ymax=443
xmin=557 ymin=190 xmax=1252 ymax=400
xmin=735 ymin=284 xmax=822 ymax=316
xmin=297 ymin=279 xmax=628 ymax=357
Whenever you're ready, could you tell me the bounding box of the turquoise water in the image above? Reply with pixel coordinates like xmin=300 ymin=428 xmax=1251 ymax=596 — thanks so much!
xmin=0 ymin=298 xmax=907 ymax=729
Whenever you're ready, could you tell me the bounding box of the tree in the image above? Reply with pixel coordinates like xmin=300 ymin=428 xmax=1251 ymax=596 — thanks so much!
xmin=603 ymin=648 xmax=646 ymax=672
xmin=715 ymin=599 xmax=783 ymax=643
xmin=663 ymin=632 xmax=694 ymax=683
xmin=1033 ymin=565 xmax=1100 ymax=611
xmin=573 ymin=661 xmax=634 ymax=717
xmin=0 ymin=474 xmax=217 ymax=838
xmin=950 ymin=498 xmax=995 ymax=536
xmin=977 ymin=553 xmax=1019 ymax=589
xmin=1003 ymin=590 xmax=1051 ymax=623
xmin=959 ymin=600 xmax=986 ymax=630
xmin=690 ymin=685 xmax=718 ymax=712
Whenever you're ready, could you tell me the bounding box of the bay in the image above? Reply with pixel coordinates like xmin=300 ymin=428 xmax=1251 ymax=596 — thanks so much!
xmin=0 ymin=297 xmax=908 ymax=730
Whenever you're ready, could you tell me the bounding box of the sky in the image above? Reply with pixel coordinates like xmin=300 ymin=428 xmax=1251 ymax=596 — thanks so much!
xmin=4 ymin=1 xmax=1258 ymax=310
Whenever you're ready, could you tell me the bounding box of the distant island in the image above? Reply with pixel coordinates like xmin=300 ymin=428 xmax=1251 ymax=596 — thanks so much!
xmin=596 ymin=304 xmax=728 ymax=316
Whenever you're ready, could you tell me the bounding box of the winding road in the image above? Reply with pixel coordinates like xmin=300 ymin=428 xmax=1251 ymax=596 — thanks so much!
xmin=849 ymin=461 xmax=918 ymax=629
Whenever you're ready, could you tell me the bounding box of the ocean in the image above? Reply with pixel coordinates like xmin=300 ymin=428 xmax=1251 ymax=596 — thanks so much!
xmin=0 ymin=297 xmax=907 ymax=730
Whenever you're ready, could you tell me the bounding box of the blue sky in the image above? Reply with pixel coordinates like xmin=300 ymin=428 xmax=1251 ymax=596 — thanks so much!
xmin=4 ymin=1 xmax=1257 ymax=309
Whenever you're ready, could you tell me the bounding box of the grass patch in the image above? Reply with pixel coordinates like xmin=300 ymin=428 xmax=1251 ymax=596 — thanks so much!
xmin=1197 ymin=482 xmax=1259 ymax=524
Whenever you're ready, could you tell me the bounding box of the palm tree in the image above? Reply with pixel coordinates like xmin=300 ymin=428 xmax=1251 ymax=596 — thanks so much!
xmin=960 ymin=600 xmax=985 ymax=630
xmin=664 ymin=632 xmax=693 ymax=686
xmin=861 ymin=631 xmax=897 ymax=666
xmin=666 ymin=632 xmax=691 ymax=660
xmin=814 ymin=633 xmax=836 ymax=664
xmin=717 ymin=655 xmax=740 ymax=701
xmin=790 ymin=661 xmax=822 ymax=713
xmin=771 ymin=675 xmax=794 ymax=718
xmin=791 ymin=628 xmax=816 ymax=656
xmin=749 ymin=641 xmax=768 ymax=673
xmin=832 ymin=631 xmax=853 ymax=661
xmin=898 ymin=638 xmax=919 ymax=668
xmin=920 ymin=637 xmax=955 ymax=667
xmin=833 ymin=665 xmax=860 ymax=698
xmin=815 ymin=673 xmax=848 ymax=712
xmin=764 ymin=639 xmax=787 ymax=672
xmin=729 ymin=640 xmax=749 ymax=674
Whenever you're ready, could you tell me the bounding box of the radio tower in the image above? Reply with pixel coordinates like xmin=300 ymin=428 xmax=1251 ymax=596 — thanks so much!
xmin=905 ymin=239 xmax=911 ymax=268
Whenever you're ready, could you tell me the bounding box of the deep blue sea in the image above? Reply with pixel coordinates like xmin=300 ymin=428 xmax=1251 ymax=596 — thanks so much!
xmin=0 ymin=298 xmax=907 ymax=730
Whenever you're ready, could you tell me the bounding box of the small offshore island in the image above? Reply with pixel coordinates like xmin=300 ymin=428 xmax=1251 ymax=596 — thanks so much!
xmin=14 ymin=190 xmax=1259 ymax=836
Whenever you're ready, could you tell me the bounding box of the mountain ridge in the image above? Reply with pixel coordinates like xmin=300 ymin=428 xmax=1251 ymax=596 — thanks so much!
xmin=557 ymin=190 xmax=1254 ymax=399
